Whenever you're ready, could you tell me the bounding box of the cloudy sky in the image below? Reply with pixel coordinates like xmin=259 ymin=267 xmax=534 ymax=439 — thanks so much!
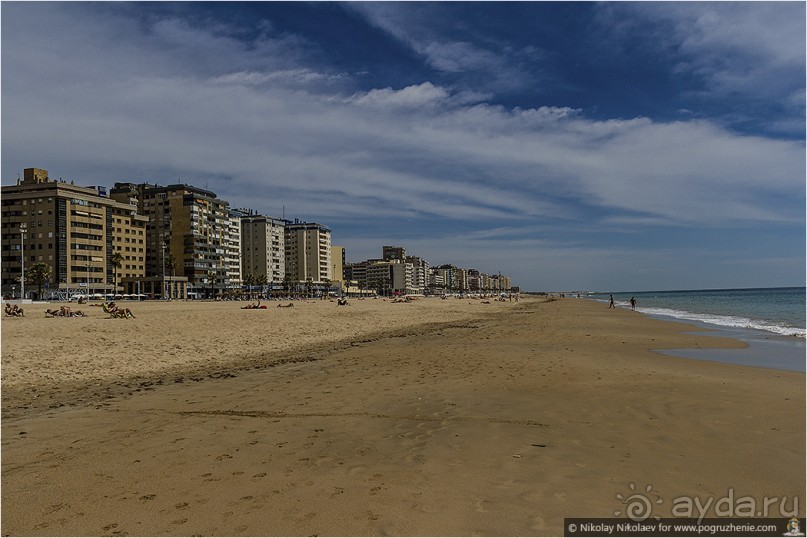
xmin=2 ymin=2 xmax=804 ymax=292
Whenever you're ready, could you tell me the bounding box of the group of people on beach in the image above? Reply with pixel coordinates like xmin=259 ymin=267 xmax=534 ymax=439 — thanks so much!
xmin=609 ymin=295 xmax=637 ymax=310
xmin=45 ymin=305 xmax=86 ymax=317
xmin=4 ymin=303 xmax=24 ymax=317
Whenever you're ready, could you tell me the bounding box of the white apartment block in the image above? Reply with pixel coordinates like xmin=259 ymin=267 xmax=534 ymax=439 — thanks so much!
xmin=390 ymin=260 xmax=414 ymax=295
xmin=405 ymin=256 xmax=428 ymax=295
xmin=225 ymin=210 xmax=242 ymax=290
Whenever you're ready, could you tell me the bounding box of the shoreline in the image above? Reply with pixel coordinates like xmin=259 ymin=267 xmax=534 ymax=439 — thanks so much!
xmin=651 ymin=317 xmax=805 ymax=372
xmin=2 ymin=297 xmax=804 ymax=535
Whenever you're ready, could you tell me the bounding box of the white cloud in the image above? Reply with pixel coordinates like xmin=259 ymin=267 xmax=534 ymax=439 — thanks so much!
xmin=346 ymin=2 xmax=539 ymax=93
xmin=2 ymin=3 xmax=803 ymax=290
xmin=349 ymin=82 xmax=450 ymax=108
xmin=598 ymin=3 xmax=805 ymax=113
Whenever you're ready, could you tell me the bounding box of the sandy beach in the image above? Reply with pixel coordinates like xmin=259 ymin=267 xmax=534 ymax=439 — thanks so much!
xmin=2 ymin=296 xmax=804 ymax=536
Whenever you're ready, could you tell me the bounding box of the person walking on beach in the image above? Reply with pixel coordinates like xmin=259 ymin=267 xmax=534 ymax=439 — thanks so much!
xmin=630 ymin=297 xmax=636 ymax=310
xmin=609 ymin=295 xmax=615 ymax=309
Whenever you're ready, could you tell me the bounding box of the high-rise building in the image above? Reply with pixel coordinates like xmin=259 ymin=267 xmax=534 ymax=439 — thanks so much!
xmin=110 ymin=182 xmax=232 ymax=298
xmin=405 ymin=256 xmax=429 ymax=295
xmin=240 ymin=213 xmax=287 ymax=286
xmin=225 ymin=210 xmax=242 ymax=292
xmin=1 ymin=168 xmax=147 ymax=298
xmin=284 ymin=220 xmax=331 ymax=283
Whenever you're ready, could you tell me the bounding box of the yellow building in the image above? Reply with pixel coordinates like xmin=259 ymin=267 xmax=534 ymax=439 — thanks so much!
xmin=1 ymin=168 xmax=146 ymax=298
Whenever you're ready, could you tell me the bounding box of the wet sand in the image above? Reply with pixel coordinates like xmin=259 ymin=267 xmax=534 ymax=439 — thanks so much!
xmin=2 ymin=297 xmax=804 ymax=536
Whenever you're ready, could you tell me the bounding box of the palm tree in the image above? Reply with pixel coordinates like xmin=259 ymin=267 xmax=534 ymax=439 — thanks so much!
xmin=243 ymin=273 xmax=255 ymax=299
xmin=111 ymin=252 xmax=124 ymax=293
xmin=322 ymin=278 xmax=331 ymax=299
xmin=283 ymin=275 xmax=293 ymax=297
xmin=26 ymin=262 xmax=53 ymax=300
xmin=255 ymin=274 xmax=268 ymax=299
xmin=166 ymin=254 xmax=177 ymax=277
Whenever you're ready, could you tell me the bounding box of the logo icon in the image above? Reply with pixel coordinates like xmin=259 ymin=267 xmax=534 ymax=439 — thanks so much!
xmin=614 ymin=483 xmax=663 ymax=522
xmin=784 ymin=517 xmax=804 ymax=536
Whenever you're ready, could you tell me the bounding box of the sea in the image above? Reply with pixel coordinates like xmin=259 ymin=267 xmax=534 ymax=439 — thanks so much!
xmin=587 ymin=287 xmax=805 ymax=372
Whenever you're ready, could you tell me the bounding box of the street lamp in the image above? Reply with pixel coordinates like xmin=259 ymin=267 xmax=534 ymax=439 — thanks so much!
xmin=19 ymin=223 xmax=26 ymax=300
xmin=161 ymin=241 xmax=166 ymax=300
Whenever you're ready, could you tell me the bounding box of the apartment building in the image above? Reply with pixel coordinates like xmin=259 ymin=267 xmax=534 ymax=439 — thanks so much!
xmin=390 ymin=260 xmax=414 ymax=295
xmin=225 ymin=210 xmax=242 ymax=291
xmin=110 ymin=182 xmax=231 ymax=297
xmin=405 ymin=256 xmax=429 ymax=295
xmin=239 ymin=212 xmax=287 ymax=286
xmin=365 ymin=260 xmax=393 ymax=294
xmin=284 ymin=220 xmax=331 ymax=283
xmin=1 ymin=168 xmax=147 ymax=298
xmin=432 ymin=264 xmax=458 ymax=293
xmin=110 ymin=201 xmax=149 ymax=286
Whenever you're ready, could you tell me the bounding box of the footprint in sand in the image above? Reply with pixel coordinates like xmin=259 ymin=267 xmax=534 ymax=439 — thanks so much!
xmin=253 ymin=472 xmax=267 ymax=478
xmin=175 ymin=502 xmax=189 ymax=510
xmin=171 ymin=518 xmax=188 ymax=526
xmin=139 ymin=494 xmax=156 ymax=501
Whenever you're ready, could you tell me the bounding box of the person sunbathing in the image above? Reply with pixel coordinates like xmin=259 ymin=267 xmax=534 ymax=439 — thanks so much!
xmin=337 ymin=298 xmax=349 ymax=306
xmin=5 ymin=303 xmax=25 ymax=317
xmin=277 ymin=302 xmax=294 ymax=308
xmin=45 ymin=308 xmax=61 ymax=317
xmin=241 ymin=300 xmax=261 ymax=309
xmin=102 ymin=301 xmax=135 ymax=319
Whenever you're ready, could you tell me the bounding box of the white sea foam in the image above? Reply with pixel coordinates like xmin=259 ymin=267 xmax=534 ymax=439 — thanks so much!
xmin=635 ymin=305 xmax=806 ymax=338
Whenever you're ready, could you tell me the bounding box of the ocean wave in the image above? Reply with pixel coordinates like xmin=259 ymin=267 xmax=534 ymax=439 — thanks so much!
xmin=635 ymin=305 xmax=806 ymax=338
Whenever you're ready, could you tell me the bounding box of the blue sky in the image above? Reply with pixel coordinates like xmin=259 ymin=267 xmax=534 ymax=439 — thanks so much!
xmin=2 ymin=2 xmax=804 ymax=292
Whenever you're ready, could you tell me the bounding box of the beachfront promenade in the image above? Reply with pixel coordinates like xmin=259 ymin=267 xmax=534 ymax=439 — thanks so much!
xmin=2 ymin=297 xmax=804 ymax=535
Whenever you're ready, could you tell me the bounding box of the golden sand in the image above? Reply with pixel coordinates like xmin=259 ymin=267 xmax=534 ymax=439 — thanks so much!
xmin=2 ymin=297 xmax=804 ymax=535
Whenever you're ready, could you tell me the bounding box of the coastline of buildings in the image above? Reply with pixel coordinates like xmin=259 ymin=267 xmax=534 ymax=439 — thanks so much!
xmin=1 ymin=167 xmax=516 ymax=300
